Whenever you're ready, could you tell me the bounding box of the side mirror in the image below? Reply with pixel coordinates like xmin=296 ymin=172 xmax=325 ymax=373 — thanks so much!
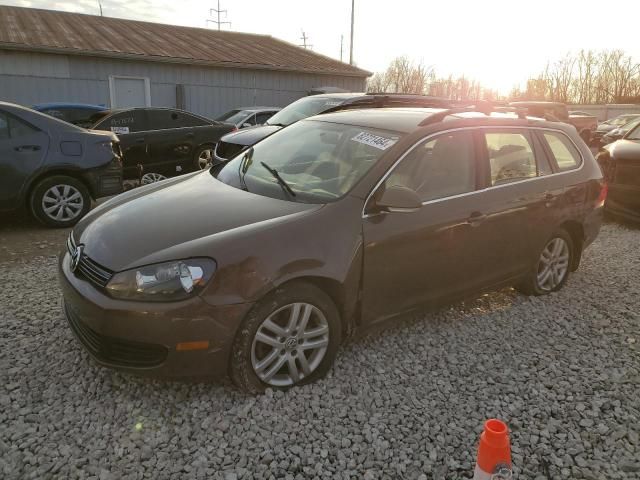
xmin=368 ymin=185 xmax=422 ymax=214
xmin=242 ymin=123 xmax=252 ymax=128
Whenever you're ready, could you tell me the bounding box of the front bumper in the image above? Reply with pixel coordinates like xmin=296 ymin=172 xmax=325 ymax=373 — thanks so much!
xmin=58 ymin=251 xmax=254 ymax=378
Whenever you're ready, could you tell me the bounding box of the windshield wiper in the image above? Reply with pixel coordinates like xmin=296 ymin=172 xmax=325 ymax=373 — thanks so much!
xmin=260 ymin=162 xmax=296 ymax=197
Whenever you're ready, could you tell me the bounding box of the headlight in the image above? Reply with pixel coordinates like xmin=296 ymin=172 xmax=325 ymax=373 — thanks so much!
xmin=106 ymin=258 xmax=216 ymax=301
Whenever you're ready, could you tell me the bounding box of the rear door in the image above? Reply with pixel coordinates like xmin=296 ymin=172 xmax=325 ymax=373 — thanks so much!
xmin=0 ymin=110 xmax=49 ymax=210
xmin=145 ymin=109 xmax=211 ymax=175
xmin=474 ymin=128 xmax=563 ymax=281
xmin=93 ymin=110 xmax=148 ymax=179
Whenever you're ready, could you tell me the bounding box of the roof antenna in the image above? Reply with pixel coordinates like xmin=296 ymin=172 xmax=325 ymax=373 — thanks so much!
xmin=98 ymin=0 xmax=103 ymax=16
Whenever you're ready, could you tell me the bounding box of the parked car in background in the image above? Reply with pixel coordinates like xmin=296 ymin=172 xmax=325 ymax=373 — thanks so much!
xmin=59 ymin=105 xmax=604 ymax=392
xmin=0 ymin=101 xmax=122 ymax=227
xmin=599 ymin=118 xmax=640 ymax=146
xmin=91 ymin=107 xmax=235 ymax=183
xmin=596 ymin=121 xmax=640 ymax=222
xmin=215 ymin=107 xmax=281 ymax=129
xmin=509 ymin=101 xmax=597 ymax=143
xmin=213 ymin=93 xmax=454 ymax=162
xmin=593 ymin=114 xmax=640 ymax=146
xmin=33 ymin=103 xmax=108 ymax=128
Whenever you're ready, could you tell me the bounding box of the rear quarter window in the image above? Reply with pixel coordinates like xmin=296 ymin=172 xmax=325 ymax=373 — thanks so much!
xmin=542 ymin=131 xmax=582 ymax=171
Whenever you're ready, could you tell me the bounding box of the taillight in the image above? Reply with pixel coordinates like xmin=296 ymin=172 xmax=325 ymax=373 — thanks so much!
xmin=596 ymin=182 xmax=608 ymax=207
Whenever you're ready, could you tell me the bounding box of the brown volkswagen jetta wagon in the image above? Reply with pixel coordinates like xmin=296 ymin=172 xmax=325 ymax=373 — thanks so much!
xmin=59 ymin=107 xmax=605 ymax=392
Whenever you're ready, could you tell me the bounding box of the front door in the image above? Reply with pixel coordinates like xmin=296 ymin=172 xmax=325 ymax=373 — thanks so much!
xmin=361 ymin=130 xmax=484 ymax=323
xmin=0 ymin=110 xmax=49 ymax=210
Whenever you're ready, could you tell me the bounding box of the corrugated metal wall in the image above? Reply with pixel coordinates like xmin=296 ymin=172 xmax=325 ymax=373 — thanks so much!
xmin=0 ymin=50 xmax=367 ymax=117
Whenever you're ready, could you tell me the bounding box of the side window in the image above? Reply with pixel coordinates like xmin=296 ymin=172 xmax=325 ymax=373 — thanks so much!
xmin=255 ymin=112 xmax=274 ymax=125
xmin=148 ymin=110 xmax=208 ymax=130
xmin=385 ymin=130 xmax=476 ymax=202
xmin=543 ymin=131 xmax=581 ymax=171
xmin=0 ymin=112 xmax=9 ymax=140
xmin=485 ymin=131 xmax=537 ymax=185
xmin=8 ymin=115 xmax=39 ymax=138
xmin=244 ymin=114 xmax=257 ymax=126
xmin=95 ymin=111 xmax=146 ymax=134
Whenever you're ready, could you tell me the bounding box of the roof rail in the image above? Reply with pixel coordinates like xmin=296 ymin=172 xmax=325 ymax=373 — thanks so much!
xmin=418 ymin=101 xmax=527 ymax=126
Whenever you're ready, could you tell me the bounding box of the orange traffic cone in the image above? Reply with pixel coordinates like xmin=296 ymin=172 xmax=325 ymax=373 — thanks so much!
xmin=473 ymin=419 xmax=513 ymax=480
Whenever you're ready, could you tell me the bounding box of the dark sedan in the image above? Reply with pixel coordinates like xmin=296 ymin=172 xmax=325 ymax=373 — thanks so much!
xmin=60 ymin=106 xmax=604 ymax=392
xmin=0 ymin=101 xmax=122 ymax=227
xmin=213 ymin=93 xmax=453 ymax=162
xmin=596 ymin=122 xmax=640 ymax=222
xmin=91 ymin=107 xmax=235 ymax=183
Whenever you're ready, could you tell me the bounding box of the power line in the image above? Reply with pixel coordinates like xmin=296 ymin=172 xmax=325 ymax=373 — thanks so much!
xmin=206 ymin=0 xmax=231 ymax=31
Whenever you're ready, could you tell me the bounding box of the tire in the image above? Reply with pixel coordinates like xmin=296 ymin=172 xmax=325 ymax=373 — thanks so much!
xmin=193 ymin=144 xmax=215 ymax=171
xmin=30 ymin=175 xmax=91 ymax=228
xmin=230 ymin=281 xmax=341 ymax=394
xmin=516 ymin=229 xmax=574 ymax=296
xmin=580 ymin=129 xmax=591 ymax=144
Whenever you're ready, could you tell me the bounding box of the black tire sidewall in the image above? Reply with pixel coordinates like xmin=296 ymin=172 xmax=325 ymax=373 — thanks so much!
xmin=230 ymin=282 xmax=341 ymax=394
xmin=530 ymin=229 xmax=574 ymax=295
xmin=30 ymin=175 xmax=91 ymax=228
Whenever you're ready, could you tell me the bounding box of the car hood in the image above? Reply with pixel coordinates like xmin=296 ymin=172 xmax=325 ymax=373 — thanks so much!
xmin=605 ymin=139 xmax=640 ymax=161
xmin=219 ymin=124 xmax=283 ymax=146
xmin=75 ymin=171 xmax=320 ymax=272
xmin=596 ymin=124 xmax=616 ymax=133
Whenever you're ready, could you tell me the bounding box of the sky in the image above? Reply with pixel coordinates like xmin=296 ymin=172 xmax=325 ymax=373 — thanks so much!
xmin=3 ymin=0 xmax=640 ymax=93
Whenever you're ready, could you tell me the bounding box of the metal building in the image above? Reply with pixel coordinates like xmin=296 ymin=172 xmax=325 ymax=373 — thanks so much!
xmin=0 ymin=6 xmax=370 ymax=118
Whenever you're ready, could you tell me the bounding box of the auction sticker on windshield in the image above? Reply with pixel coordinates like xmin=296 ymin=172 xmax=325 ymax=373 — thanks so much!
xmin=352 ymin=132 xmax=397 ymax=150
xmin=111 ymin=126 xmax=130 ymax=134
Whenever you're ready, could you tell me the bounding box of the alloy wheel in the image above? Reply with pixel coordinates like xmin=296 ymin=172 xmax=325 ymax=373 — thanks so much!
xmin=536 ymin=237 xmax=570 ymax=291
xmin=197 ymin=148 xmax=214 ymax=170
xmin=251 ymin=302 xmax=330 ymax=387
xmin=41 ymin=184 xmax=84 ymax=222
xmin=141 ymin=172 xmax=167 ymax=184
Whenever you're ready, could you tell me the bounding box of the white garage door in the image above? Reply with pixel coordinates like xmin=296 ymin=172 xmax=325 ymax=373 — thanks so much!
xmin=109 ymin=76 xmax=150 ymax=108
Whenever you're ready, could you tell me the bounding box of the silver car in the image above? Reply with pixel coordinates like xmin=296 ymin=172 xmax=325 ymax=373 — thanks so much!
xmin=216 ymin=107 xmax=281 ymax=129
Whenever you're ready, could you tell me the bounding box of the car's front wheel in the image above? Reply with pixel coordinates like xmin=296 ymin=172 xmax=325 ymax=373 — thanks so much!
xmin=194 ymin=144 xmax=215 ymax=171
xmin=517 ymin=229 xmax=574 ymax=295
xmin=30 ymin=175 xmax=91 ymax=228
xmin=230 ymin=282 xmax=341 ymax=393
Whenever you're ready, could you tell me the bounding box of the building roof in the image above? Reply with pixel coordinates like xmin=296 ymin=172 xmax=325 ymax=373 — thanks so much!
xmin=0 ymin=6 xmax=370 ymax=78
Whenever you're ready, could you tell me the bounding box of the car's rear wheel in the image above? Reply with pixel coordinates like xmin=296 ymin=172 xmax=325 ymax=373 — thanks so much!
xmin=30 ymin=175 xmax=91 ymax=228
xmin=194 ymin=145 xmax=215 ymax=170
xmin=230 ymin=282 xmax=341 ymax=393
xmin=140 ymin=172 xmax=167 ymax=184
xmin=517 ymin=229 xmax=574 ymax=295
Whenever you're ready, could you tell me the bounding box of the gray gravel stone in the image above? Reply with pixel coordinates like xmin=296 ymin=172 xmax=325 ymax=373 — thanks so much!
xmin=1 ymin=223 xmax=639 ymax=479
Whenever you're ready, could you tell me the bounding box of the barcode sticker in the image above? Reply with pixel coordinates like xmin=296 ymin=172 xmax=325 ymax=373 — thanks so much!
xmin=351 ymin=131 xmax=397 ymax=150
xmin=110 ymin=126 xmax=130 ymax=134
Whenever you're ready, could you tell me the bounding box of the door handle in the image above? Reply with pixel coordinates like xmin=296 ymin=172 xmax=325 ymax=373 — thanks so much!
xmin=184 ymin=132 xmax=195 ymax=138
xmin=544 ymin=192 xmax=556 ymax=207
xmin=467 ymin=211 xmax=487 ymax=226
xmin=134 ymin=138 xmax=146 ymax=144
xmin=14 ymin=145 xmax=41 ymax=152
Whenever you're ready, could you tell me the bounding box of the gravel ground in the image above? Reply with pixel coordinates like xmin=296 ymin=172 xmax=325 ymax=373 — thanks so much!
xmin=1 ymin=222 xmax=639 ymax=479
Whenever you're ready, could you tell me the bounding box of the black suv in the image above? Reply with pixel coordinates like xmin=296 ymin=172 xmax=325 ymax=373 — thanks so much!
xmin=60 ymin=105 xmax=604 ymax=391
xmin=213 ymin=93 xmax=453 ymax=162
xmin=0 ymin=101 xmax=122 ymax=228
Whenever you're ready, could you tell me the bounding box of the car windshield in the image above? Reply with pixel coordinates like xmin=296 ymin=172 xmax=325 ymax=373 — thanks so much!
xmin=619 ymin=118 xmax=640 ymax=132
xmin=216 ymin=109 xmax=248 ymax=123
xmin=608 ymin=115 xmax=639 ymax=126
xmin=215 ymin=119 xmax=402 ymax=203
xmin=266 ymin=97 xmax=348 ymax=126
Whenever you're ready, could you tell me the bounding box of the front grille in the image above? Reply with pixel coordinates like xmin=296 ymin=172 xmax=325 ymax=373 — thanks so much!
xmin=215 ymin=141 xmax=247 ymax=161
xmin=64 ymin=301 xmax=168 ymax=368
xmin=67 ymin=234 xmax=114 ymax=288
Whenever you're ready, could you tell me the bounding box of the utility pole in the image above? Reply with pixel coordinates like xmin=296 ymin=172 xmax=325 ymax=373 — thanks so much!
xmin=207 ymin=0 xmax=231 ymax=30
xmin=349 ymin=0 xmax=355 ymax=65
xmin=340 ymin=34 xmax=344 ymax=62
xmin=299 ymin=31 xmax=313 ymax=49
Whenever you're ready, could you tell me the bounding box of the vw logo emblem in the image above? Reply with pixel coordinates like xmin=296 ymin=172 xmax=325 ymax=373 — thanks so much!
xmin=70 ymin=245 xmax=84 ymax=273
